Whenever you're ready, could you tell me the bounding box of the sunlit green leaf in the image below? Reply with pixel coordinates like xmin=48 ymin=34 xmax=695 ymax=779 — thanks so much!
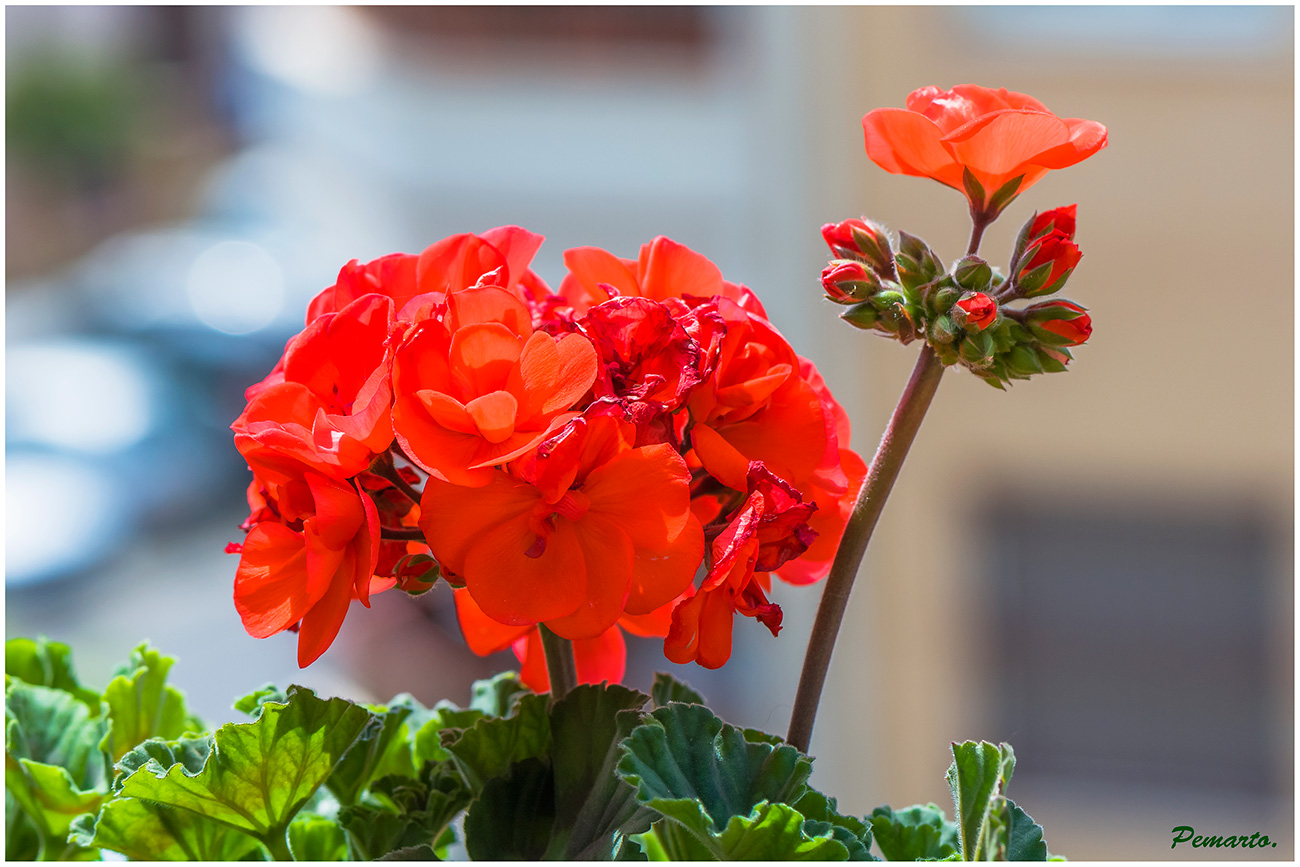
xmin=5 ymin=637 xmax=101 ymax=713
xmin=233 ymin=685 xmax=288 ymax=718
xmin=288 ymin=812 xmax=349 ymax=861
xmin=119 ymin=686 xmax=374 ymax=842
xmin=946 ymin=741 xmax=1014 ymax=860
xmin=412 ymin=704 xmax=484 ymax=766
xmin=99 ymin=644 xmax=201 ymax=762
xmin=327 ymin=697 xmax=417 ymax=805
xmin=70 ymin=794 xmax=262 ymax=860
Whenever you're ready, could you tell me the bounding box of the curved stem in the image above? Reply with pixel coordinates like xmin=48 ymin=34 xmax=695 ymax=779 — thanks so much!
xmin=380 ymin=527 xmax=426 ymax=541
xmin=371 ymin=453 xmax=424 ymax=504
xmin=966 ymin=211 xmax=991 ymax=257
xmin=538 ymin=624 xmax=577 ymax=702
xmin=786 ymin=345 xmax=946 ymax=752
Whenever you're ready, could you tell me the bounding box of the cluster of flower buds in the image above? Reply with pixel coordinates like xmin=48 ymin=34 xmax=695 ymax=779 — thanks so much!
xmin=229 ymin=227 xmax=864 ymax=687
xmin=819 ymin=205 xmax=1091 ymax=388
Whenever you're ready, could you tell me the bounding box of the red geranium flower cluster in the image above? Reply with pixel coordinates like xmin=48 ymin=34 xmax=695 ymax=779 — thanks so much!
xmin=230 ymin=228 xmax=863 ymax=686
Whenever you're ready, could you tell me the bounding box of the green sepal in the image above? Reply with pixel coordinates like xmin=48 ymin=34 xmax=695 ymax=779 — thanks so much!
xmin=288 ymin=812 xmax=349 ymax=861
xmin=442 ymin=692 xmax=550 ymax=794
xmin=5 ymin=637 xmax=101 ymax=714
xmin=1036 ymin=346 xmax=1071 ymax=373
xmin=1003 ymin=345 xmax=1044 ymax=377
xmin=987 ymin=175 xmax=1024 ymax=219
xmin=869 ymin=803 xmax=959 ymax=861
xmin=962 ymin=168 xmax=987 ymax=214
xmin=896 ymin=233 xmax=944 ymax=292
xmin=548 ymin=683 xmax=655 ymax=859
xmin=462 ymin=756 xmax=556 ymax=860
xmin=615 ymin=702 xmax=812 ymax=842
xmin=70 ymin=795 xmax=262 ymax=861
xmin=469 ymin=670 xmax=531 ymax=717
xmin=99 ymin=643 xmax=200 ymax=762
xmin=946 ymin=740 xmax=1015 ymax=860
xmin=650 ymin=673 xmax=705 ymax=708
xmin=1015 ymin=260 xmax=1055 ymax=297
xmin=952 ymin=257 xmax=993 ymax=294
xmin=841 ymin=300 xmax=881 ymax=330
xmin=118 ymin=685 xmax=375 ymax=843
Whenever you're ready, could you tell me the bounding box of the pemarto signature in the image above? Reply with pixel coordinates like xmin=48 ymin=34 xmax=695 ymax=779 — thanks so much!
xmin=1172 ymin=826 xmax=1278 ymax=851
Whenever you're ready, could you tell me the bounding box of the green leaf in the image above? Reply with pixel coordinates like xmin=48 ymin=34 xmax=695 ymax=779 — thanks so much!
xmin=5 ymin=637 xmax=101 ymax=713
xmin=338 ymin=762 xmax=471 ymax=860
xmin=945 ymin=741 xmax=1015 ymax=860
xmin=796 ymin=789 xmax=876 ymax=861
xmin=119 ymin=685 xmax=375 ymax=842
xmin=5 ymin=680 xmax=111 ymax=848
xmin=649 ymin=673 xmax=705 ymax=708
xmin=469 ymin=671 xmax=530 ymax=717
xmin=714 ymin=800 xmax=850 ymax=860
xmin=233 ymin=684 xmax=288 ymax=718
xmin=412 ymin=703 xmax=485 ymax=766
xmin=6 ymin=789 xmax=42 ymax=860
xmin=548 ymin=683 xmax=654 ymax=859
xmin=869 ymin=803 xmax=959 ymax=861
xmin=463 ymin=756 xmax=555 ymax=860
xmin=70 ymin=795 xmax=262 ymax=860
xmin=288 ymin=812 xmax=349 ymax=861
xmin=326 ymin=698 xmax=416 ymax=805
xmin=377 ymin=843 xmax=440 ymax=860
xmin=114 ymin=735 xmax=211 ymax=792
xmin=443 ymin=692 xmax=550 ymax=793
xmin=99 ymin=643 xmax=200 ymax=762
xmin=1002 ymin=798 xmax=1049 ymax=861
xmin=635 ymin=818 xmax=714 ymax=860
xmin=615 ymin=702 xmax=812 ymax=843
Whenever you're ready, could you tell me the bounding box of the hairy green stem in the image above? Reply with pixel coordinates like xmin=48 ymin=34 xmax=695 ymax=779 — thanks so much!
xmin=786 ymin=345 xmax=946 ymax=752
xmin=539 ymin=624 xmax=577 ymax=701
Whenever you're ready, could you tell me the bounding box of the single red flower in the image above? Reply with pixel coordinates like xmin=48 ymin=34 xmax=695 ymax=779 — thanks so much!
xmin=419 ymin=415 xmax=704 ymax=639
xmin=391 ymin=285 xmax=599 ymax=486
xmin=862 ymin=85 xmax=1107 ymax=215
xmin=820 ymin=260 xmax=875 ymax=304
xmin=233 ymin=472 xmax=383 ymax=667
xmin=955 ymin=292 xmax=998 ymax=331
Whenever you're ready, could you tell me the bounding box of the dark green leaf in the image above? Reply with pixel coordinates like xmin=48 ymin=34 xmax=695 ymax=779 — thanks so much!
xmin=1003 ymin=798 xmax=1049 ymax=861
xmin=615 ymin=702 xmax=812 ymax=842
xmin=338 ymin=761 xmax=470 ymax=860
xmin=327 ymin=698 xmax=416 ymax=805
xmin=649 ymin=673 xmax=704 ymax=708
xmin=796 ymin=789 xmax=876 ymax=860
xmin=72 ymin=795 xmax=263 ymax=860
xmin=463 ymin=756 xmax=555 ymax=861
xmin=469 ymin=671 xmax=530 ymax=717
xmin=119 ymin=685 xmax=374 ymax=841
xmin=377 ymin=843 xmax=440 ymax=860
xmin=442 ymin=692 xmax=550 ymax=793
xmin=5 ymin=637 xmax=101 ymax=713
xmin=99 ymin=643 xmax=200 ymax=762
xmin=548 ymin=684 xmax=654 ymax=859
xmin=288 ymin=812 xmax=349 ymax=861
xmin=869 ymin=803 xmax=959 ymax=861
xmin=113 ymin=734 xmax=211 ymax=793
xmin=945 ymin=741 xmax=1014 ymax=860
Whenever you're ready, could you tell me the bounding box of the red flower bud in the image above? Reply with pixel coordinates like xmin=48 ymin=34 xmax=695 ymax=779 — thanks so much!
xmin=954 ymin=292 xmax=997 ymax=331
xmin=1025 ymin=300 xmax=1092 ymax=346
xmin=820 ymin=260 xmax=875 ymax=303
xmin=1029 ymin=204 xmax=1077 ymax=241
xmin=1019 ymin=206 xmax=1082 ymax=297
xmin=820 ymin=218 xmax=893 ymax=274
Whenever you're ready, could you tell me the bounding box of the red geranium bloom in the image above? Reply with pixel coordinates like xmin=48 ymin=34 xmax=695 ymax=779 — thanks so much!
xmin=862 ymin=85 xmax=1107 ymax=213
xmin=234 ymin=293 xmax=395 ymax=487
xmin=666 ymin=463 xmax=816 ymax=669
xmin=558 ymin=236 xmax=766 ymax=318
xmin=233 ymin=472 xmax=383 ymax=667
xmin=419 ymin=415 xmax=704 ymax=639
xmin=391 ymin=285 xmax=599 ymax=486
xmin=305 ymin=226 xmax=550 ymax=323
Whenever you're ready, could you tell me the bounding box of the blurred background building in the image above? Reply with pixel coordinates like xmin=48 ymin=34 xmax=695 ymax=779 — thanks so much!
xmin=5 ymin=6 xmax=1292 ymax=859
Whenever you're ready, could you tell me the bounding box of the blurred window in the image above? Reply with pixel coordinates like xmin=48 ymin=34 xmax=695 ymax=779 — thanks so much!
xmin=984 ymin=495 xmax=1278 ymax=795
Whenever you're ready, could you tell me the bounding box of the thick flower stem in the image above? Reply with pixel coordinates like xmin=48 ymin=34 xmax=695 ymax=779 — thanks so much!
xmin=786 ymin=345 xmax=946 ymax=753
xmin=539 ymin=624 xmax=578 ymax=702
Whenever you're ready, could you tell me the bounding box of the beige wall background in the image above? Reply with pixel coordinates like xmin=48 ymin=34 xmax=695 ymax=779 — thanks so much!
xmin=796 ymin=6 xmax=1293 ymax=861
